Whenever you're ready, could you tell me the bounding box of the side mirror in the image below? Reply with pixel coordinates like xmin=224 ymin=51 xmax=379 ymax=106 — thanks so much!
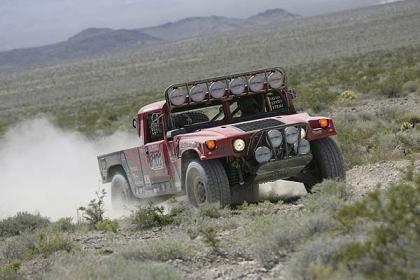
xmin=166 ymin=128 xmax=186 ymax=140
xmin=132 ymin=118 xmax=137 ymax=129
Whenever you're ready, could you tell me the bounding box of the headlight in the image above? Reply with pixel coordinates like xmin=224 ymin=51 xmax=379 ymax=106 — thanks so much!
xmin=248 ymin=74 xmax=265 ymax=92
xmin=268 ymin=129 xmax=283 ymax=148
xmin=189 ymin=85 xmax=206 ymax=102
xmin=300 ymin=128 xmax=307 ymax=139
xmin=209 ymin=81 xmax=225 ymax=99
xmin=268 ymin=71 xmax=284 ymax=89
xmin=294 ymin=139 xmax=311 ymax=155
xmin=169 ymin=88 xmax=187 ymax=106
xmin=229 ymin=77 xmax=246 ymax=95
xmin=233 ymin=139 xmax=246 ymax=152
xmin=285 ymin=126 xmax=299 ymax=144
xmin=255 ymin=146 xmax=272 ymax=163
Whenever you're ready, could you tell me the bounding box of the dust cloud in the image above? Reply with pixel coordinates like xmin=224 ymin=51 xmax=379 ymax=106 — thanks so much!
xmin=0 ymin=119 xmax=138 ymax=220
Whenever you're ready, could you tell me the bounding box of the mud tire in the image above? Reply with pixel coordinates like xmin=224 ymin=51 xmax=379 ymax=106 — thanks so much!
xmin=185 ymin=160 xmax=231 ymax=207
xmin=298 ymin=137 xmax=345 ymax=191
xmin=111 ymin=173 xmax=135 ymax=210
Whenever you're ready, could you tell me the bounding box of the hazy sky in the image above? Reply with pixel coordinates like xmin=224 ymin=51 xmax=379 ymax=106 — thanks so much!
xmin=0 ymin=0 xmax=385 ymax=51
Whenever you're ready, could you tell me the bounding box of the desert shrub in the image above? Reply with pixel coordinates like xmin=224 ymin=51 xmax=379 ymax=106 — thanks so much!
xmin=34 ymin=229 xmax=76 ymax=256
xmin=246 ymin=211 xmax=336 ymax=268
xmin=78 ymin=189 xmax=106 ymax=227
xmin=0 ymin=261 xmax=24 ymax=280
xmin=397 ymin=112 xmax=420 ymax=128
xmin=168 ymin=203 xmax=193 ymax=225
xmin=131 ymin=205 xmax=173 ymax=230
xmin=402 ymin=80 xmax=418 ymax=93
xmin=340 ymin=90 xmax=357 ymax=100
xmin=286 ymin=235 xmax=354 ymax=280
xmin=198 ymin=203 xmax=223 ymax=219
xmin=0 ymin=230 xmax=76 ymax=262
xmin=45 ymin=252 xmax=182 ymax=280
xmin=300 ymin=180 xmax=350 ymax=212
xmin=296 ymin=162 xmax=420 ymax=279
xmin=0 ymin=212 xmax=50 ymax=238
xmin=397 ymin=130 xmax=420 ymax=155
xmin=51 ymin=217 xmax=75 ymax=233
xmin=119 ymin=241 xmax=190 ymax=262
xmin=0 ymin=233 xmax=37 ymax=261
xmin=199 ymin=226 xmax=220 ymax=252
xmin=376 ymin=81 xmax=403 ymax=98
xmin=95 ymin=219 xmax=119 ymax=233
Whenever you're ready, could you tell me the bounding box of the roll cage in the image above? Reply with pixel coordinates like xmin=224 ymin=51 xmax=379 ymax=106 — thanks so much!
xmin=164 ymin=67 xmax=296 ymax=132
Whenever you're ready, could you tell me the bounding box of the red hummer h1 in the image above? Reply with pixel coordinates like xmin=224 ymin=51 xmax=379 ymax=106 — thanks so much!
xmin=98 ymin=68 xmax=345 ymax=208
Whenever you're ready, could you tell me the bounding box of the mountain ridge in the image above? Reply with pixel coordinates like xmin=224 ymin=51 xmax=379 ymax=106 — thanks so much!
xmin=0 ymin=8 xmax=300 ymax=70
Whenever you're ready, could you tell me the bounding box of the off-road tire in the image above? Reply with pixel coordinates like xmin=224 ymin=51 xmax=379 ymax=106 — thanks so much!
xmin=185 ymin=160 xmax=231 ymax=207
xmin=174 ymin=111 xmax=210 ymax=128
xmin=297 ymin=137 xmax=345 ymax=191
xmin=111 ymin=173 xmax=135 ymax=210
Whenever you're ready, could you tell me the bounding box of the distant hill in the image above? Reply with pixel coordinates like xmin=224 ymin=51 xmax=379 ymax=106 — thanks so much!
xmin=0 ymin=29 xmax=158 ymax=70
xmin=0 ymin=8 xmax=300 ymax=70
xmin=139 ymin=16 xmax=242 ymax=41
xmin=139 ymin=9 xmax=299 ymax=41
xmin=246 ymin=8 xmax=300 ymax=25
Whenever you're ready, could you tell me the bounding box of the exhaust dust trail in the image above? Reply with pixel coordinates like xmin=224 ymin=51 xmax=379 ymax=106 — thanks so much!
xmin=0 ymin=119 xmax=137 ymax=220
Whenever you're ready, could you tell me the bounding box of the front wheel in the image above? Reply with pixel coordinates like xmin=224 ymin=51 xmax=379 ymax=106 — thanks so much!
xmin=185 ymin=160 xmax=231 ymax=207
xmin=111 ymin=172 xmax=135 ymax=210
xmin=297 ymin=137 xmax=345 ymax=191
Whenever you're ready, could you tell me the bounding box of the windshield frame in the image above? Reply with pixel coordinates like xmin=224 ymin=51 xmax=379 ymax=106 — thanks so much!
xmin=168 ymin=90 xmax=293 ymax=133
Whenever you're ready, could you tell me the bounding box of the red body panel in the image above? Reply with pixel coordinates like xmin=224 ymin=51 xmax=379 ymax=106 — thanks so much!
xmin=174 ymin=113 xmax=336 ymax=161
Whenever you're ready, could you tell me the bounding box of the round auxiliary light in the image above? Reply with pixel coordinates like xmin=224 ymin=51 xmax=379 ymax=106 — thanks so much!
xmin=268 ymin=71 xmax=284 ymax=89
xmin=169 ymin=88 xmax=187 ymax=106
xmin=233 ymin=139 xmax=246 ymax=152
xmin=248 ymin=74 xmax=266 ymax=92
xmin=255 ymin=146 xmax=272 ymax=164
xmin=189 ymin=84 xmax=206 ymax=102
xmin=268 ymin=129 xmax=283 ymax=148
xmin=294 ymin=139 xmax=311 ymax=155
xmin=229 ymin=77 xmax=246 ymax=95
xmin=285 ymin=126 xmax=299 ymax=144
xmin=209 ymin=81 xmax=226 ymax=99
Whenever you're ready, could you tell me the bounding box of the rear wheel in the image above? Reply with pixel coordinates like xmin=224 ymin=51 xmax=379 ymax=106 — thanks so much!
xmin=297 ymin=137 xmax=345 ymax=191
xmin=111 ymin=173 xmax=135 ymax=210
xmin=185 ymin=160 xmax=231 ymax=207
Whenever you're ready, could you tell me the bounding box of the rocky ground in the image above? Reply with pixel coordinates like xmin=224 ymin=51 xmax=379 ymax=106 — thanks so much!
xmin=14 ymin=157 xmax=419 ymax=280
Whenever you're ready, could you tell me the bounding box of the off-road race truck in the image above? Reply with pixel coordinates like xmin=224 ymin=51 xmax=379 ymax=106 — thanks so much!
xmin=98 ymin=68 xmax=345 ymax=208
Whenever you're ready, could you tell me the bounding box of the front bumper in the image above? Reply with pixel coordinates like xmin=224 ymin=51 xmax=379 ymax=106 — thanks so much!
xmin=254 ymin=154 xmax=312 ymax=184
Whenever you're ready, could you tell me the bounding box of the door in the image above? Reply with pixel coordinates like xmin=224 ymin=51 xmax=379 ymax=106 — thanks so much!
xmin=120 ymin=147 xmax=145 ymax=197
xmin=138 ymin=112 xmax=174 ymax=198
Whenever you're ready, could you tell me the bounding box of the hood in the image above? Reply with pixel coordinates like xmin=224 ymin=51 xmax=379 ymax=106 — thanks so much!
xmin=176 ymin=113 xmax=313 ymax=142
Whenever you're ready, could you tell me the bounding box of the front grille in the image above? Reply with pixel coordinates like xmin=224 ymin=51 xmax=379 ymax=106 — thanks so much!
xmin=233 ymin=119 xmax=283 ymax=132
xmin=246 ymin=123 xmax=309 ymax=161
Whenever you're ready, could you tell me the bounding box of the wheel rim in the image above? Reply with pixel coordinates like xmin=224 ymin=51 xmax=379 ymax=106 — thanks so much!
xmin=190 ymin=170 xmax=207 ymax=204
xmin=195 ymin=181 xmax=207 ymax=203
